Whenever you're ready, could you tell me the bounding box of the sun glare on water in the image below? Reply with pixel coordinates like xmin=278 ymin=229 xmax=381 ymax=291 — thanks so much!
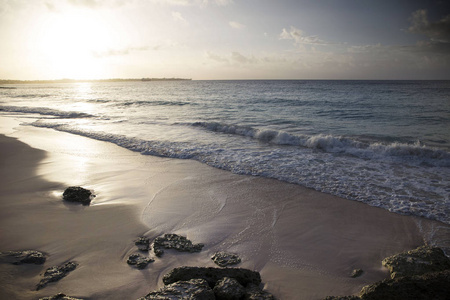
xmin=33 ymin=10 xmax=116 ymax=80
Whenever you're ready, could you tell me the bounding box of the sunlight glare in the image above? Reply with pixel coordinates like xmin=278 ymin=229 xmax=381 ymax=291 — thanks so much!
xmin=34 ymin=10 xmax=116 ymax=79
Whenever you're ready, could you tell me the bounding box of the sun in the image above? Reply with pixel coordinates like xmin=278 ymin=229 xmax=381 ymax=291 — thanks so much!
xmin=33 ymin=9 xmax=116 ymax=79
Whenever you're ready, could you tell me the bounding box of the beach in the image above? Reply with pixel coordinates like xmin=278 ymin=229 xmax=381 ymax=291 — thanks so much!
xmin=1 ymin=119 xmax=449 ymax=299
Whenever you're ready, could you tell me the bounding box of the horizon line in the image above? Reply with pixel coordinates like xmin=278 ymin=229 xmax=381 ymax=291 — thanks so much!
xmin=1 ymin=78 xmax=449 ymax=84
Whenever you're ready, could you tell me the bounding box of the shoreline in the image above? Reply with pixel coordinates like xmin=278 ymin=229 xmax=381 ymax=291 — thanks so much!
xmin=1 ymin=123 xmax=449 ymax=299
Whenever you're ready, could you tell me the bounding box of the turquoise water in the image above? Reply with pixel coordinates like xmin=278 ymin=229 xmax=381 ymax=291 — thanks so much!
xmin=1 ymin=80 xmax=449 ymax=223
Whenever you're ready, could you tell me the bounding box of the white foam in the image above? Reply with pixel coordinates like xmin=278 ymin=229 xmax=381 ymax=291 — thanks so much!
xmin=29 ymin=120 xmax=450 ymax=225
xmin=192 ymin=122 xmax=450 ymax=167
xmin=0 ymin=105 xmax=95 ymax=118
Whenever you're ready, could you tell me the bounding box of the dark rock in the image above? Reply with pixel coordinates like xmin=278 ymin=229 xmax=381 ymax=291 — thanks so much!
xmin=139 ymin=278 xmax=215 ymax=300
xmin=382 ymin=245 xmax=450 ymax=279
xmin=323 ymin=297 xmax=360 ymax=300
xmin=37 ymin=261 xmax=78 ymax=290
xmin=153 ymin=233 xmax=204 ymax=257
xmin=244 ymin=283 xmax=277 ymax=300
xmin=0 ymin=250 xmax=46 ymax=265
xmin=211 ymin=252 xmax=241 ymax=267
xmin=127 ymin=254 xmax=154 ymax=269
xmin=63 ymin=186 xmax=94 ymax=205
xmin=163 ymin=266 xmax=261 ymax=288
xmin=39 ymin=293 xmax=84 ymax=300
xmin=325 ymin=246 xmax=450 ymax=300
xmin=350 ymin=269 xmax=364 ymax=278
xmin=213 ymin=277 xmax=245 ymax=300
xmin=135 ymin=236 xmax=151 ymax=252
xmin=359 ymin=269 xmax=450 ymax=300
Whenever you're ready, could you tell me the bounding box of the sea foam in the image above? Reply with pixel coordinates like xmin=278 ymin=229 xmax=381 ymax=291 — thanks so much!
xmin=192 ymin=122 xmax=450 ymax=167
xmin=0 ymin=105 xmax=95 ymax=118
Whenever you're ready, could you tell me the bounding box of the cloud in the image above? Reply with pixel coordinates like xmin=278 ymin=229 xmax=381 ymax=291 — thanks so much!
xmin=229 ymin=21 xmax=245 ymax=29
xmin=206 ymin=51 xmax=229 ymax=63
xmin=206 ymin=51 xmax=263 ymax=66
xmin=231 ymin=52 xmax=256 ymax=64
xmin=67 ymin=0 xmax=128 ymax=8
xmin=157 ymin=0 xmax=191 ymax=5
xmin=68 ymin=0 xmax=101 ymax=7
xmin=408 ymin=9 xmax=450 ymax=43
xmin=280 ymin=26 xmax=331 ymax=45
xmin=148 ymin=0 xmax=233 ymax=6
xmin=93 ymin=46 xmax=148 ymax=58
xmin=172 ymin=11 xmax=188 ymax=24
xmin=214 ymin=0 xmax=233 ymax=6
xmin=205 ymin=51 xmax=257 ymax=65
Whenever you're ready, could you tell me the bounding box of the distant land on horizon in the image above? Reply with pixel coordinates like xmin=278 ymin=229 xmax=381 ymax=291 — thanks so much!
xmin=0 ymin=78 xmax=192 ymax=84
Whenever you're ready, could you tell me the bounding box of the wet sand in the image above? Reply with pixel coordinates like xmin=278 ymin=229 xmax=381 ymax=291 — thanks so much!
xmin=0 ymin=122 xmax=448 ymax=299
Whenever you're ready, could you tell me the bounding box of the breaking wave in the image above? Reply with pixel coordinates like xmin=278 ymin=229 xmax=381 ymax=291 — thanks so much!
xmin=192 ymin=122 xmax=450 ymax=167
xmin=0 ymin=105 xmax=95 ymax=118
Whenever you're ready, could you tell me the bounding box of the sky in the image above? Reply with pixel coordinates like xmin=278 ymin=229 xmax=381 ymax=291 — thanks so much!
xmin=1 ymin=0 xmax=449 ymax=80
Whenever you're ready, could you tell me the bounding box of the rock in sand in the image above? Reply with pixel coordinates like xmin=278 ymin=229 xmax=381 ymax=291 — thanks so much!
xmin=140 ymin=266 xmax=275 ymax=299
xmin=152 ymin=233 xmax=204 ymax=257
xmin=62 ymin=186 xmax=94 ymax=205
xmin=0 ymin=250 xmax=46 ymax=265
xmin=211 ymin=252 xmax=241 ymax=267
xmin=36 ymin=261 xmax=78 ymax=290
xmin=139 ymin=278 xmax=215 ymax=300
xmin=39 ymin=293 xmax=84 ymax=300
xmin=134 ymin=236 xmax=151 ymax=252
xmin=382 ymin=245 xmax=450 ymax=279
xmin=127 ymin=253 xmax=154 ymax=269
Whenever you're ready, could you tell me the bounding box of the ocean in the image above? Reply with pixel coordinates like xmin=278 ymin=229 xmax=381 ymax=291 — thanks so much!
xmin=1 ymin=80 xmax=449 ymax=224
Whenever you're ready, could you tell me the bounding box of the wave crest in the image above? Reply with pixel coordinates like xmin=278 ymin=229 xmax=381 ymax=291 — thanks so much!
xmin=192 ymin=121 xmax=450 ymax=166
xmin=0 ymin=105 xmax=95 ymax=118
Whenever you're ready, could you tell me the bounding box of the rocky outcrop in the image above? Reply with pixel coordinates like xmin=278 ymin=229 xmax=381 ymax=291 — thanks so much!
xmin=213 ymin=277 xmax=245 ymax=300
xmin=63 ymin=186 xmax=94 ymax=205
xmin=36 ymin=261 xmax=78 ymax=290
xmin=211 ymin=252 xmax=241 ymax=267
xmin=135 ymin=237 xmax=151 ymax=252
xmin=382 ymin=245 xmax=450 ymax=279
xmin=39 ymin=293 xmax=84 ymax=300
xmin=127 ymin=254 xmax=154 ymax=269
xmin=323 ymin=245 xmax=450 ymax=300
xmin=324 ymin=297 xmax=360 ymax=300
xmin=140 ymin=266 xmax=275 ymax=300
xmin=163 ymin=266 xmax=261 ymax=288
xmin=153 ymin=234 xmax=204 ymax=257
xmin=0 ymin=250 xmax=46 ymax=265
xmin=139 ymin=278 xmax=215 ymax=300
xmin=245 ymin=283 xmax=276 ymax=300
xmin=359 ymin=269 xmax=450 ymax=300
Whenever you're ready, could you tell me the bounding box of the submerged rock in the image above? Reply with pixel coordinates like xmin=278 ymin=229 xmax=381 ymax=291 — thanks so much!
xmin=211 ymin=252 xmax=241 ymax=267
xmin=350 ymin=269 xmax=364 ymax=278
xmin=63 ymin=186 xmax=94 ymax=205
xmin=127 ymin=254 xmax=154 ymax=269
xmin=135 ymin=236 xmax=151 ymax=252
xmin=382 ymin=245 xmax=450 ymax=279
xmin=163 ymin=266 xmax=262 ymax=288
xmin=153 ymin=234 xmax=204 ymax=257
xmin=213 ymin=277 xmax=245 ymax=300
xmin=36 ymin=261 xmax=78 ymax=290
xmin=0 ymin=250 xmax=46 ymax=265
xmin=359 ymin=269 xmax=450 ymax=300
xmin=39 ymin=293 xmax=84 ymax=300
xmin=139 ymin=278 xmax=215 ymax=300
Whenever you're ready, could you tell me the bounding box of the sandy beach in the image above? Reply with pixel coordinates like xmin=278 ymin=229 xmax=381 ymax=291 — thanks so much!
xmin=1 ymin=120 xmax=449 ymax=300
